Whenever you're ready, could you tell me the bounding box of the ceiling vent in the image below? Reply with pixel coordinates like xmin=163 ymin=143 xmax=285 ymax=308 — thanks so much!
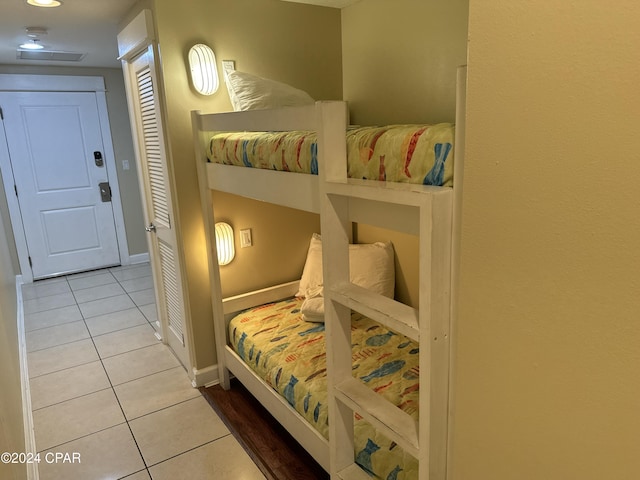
xmin=16 ymin=49 xmax=86 ymax=62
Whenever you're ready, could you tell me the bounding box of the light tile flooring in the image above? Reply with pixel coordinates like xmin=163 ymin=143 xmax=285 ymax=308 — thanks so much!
xmin=23 ymin=264 xmax=265 ymax=480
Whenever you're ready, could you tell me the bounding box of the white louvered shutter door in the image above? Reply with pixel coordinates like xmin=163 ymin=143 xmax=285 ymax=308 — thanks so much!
xmin=137 ymin=65 xmax=170 ymax=228
xmin=128 ymin=47 xmax=189 ymax=366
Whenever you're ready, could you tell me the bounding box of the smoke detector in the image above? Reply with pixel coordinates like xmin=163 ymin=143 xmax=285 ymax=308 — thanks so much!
xmin=19 ymin=27 xmax=47 ymax=50
xmin=17 ymin=26 xmax=85 ymax=62
xmin=26 ymin=27 xmax=48 ymax=37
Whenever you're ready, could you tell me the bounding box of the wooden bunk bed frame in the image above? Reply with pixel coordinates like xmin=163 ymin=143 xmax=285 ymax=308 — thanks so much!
xmin=193 ymin=66 xmax=466 ymax=480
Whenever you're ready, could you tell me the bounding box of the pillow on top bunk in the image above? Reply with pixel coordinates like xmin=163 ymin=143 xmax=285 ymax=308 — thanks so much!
xmin=296 ymin=233 xmax=395 ymax=299
xmin=225 ymin=70 xmax=315 ymax=112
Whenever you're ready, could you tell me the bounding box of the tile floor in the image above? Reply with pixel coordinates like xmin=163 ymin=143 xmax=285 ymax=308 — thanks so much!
xmin=22 ymin=264 xmax=265 ymax=480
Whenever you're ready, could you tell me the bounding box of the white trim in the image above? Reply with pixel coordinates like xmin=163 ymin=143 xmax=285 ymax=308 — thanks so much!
xmin=126 ymin=252 xmax=150 ymax=265
xmin=447 ymin=64 xmax=467 ymax=480
xmin=191 ymin=364 xmax=219 ymax=388
xmin=0 ymin=74 xmax=105 ymax=92
xmin=94 ymin=90 xmax=130 ymax=267
xmin=0 ymin=122 xmax=32 ymax=282
xmin=0 ymin=74 xmax=129 ymax=281
xmin=16 ymin=275 xmax=39 ymax=480
xmin=117 ymin=9 xmax=155 ymax=61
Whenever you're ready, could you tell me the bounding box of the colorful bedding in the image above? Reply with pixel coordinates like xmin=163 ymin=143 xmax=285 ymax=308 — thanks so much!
xmin=208 ymin=124 xmax=455 ymax=187
xmin=229 ymin=297 xmax=419 ymax=479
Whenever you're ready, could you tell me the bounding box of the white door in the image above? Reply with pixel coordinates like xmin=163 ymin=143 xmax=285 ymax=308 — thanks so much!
xmin=123 ymin=46 xmax=189 ymax=368
xmin=0 ymin=91 xmax=120 ymax=279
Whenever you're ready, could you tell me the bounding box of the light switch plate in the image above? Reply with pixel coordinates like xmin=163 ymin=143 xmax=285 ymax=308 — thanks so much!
xmin=222 ymin=60 xmax=235 ymax=74
xmin=240 ymin=228 xmax=252 ymax=248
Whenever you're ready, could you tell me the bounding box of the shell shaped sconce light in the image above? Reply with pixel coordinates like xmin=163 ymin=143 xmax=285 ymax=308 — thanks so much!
xmin=215 ymin=222 xmax=235 ymax=266
xmin=189 ymin=43 xmax=219 ymax=95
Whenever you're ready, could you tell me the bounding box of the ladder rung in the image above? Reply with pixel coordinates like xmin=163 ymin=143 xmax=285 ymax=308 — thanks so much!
xmin=337 ymin=463 xmax=372 ymax=480
xmin=334 ymin=378 xmax=419 ymax=458
xmin=328 ymin=283 xmax=419 ymax=342
xmin=324 ymin=177 xmax=449 ymax=207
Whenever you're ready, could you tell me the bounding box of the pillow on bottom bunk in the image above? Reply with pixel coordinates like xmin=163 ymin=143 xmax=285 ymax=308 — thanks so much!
xmin=296 ymin=233 xmax=395 ymax=299
xmin=301 ymin=285 xmax=324 ymax=322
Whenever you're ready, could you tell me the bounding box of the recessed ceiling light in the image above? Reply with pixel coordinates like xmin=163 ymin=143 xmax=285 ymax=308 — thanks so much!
xmin=26 ymin=0 xmax=63 ymax=7
xmin=19 ymin=39 xmax=44 ymax=50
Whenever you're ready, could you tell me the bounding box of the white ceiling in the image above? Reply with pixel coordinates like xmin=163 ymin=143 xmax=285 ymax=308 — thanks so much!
xmin=0 ymin=0 xmax=138 ymax=68
xmin=0 ymin=0 xmax=359 ymax=70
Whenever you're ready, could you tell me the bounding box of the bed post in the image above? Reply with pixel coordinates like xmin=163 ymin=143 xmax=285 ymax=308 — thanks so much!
xmin=192 ymin=110 xmax=231 ymax=389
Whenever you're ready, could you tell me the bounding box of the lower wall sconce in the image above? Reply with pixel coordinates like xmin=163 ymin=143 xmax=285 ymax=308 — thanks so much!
xmin=215 ymin=222 xmax=235 ymax=266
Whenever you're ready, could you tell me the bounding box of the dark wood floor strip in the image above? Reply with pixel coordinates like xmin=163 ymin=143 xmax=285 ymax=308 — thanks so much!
xmin=200 ymin=379 xmax=328 ymax=480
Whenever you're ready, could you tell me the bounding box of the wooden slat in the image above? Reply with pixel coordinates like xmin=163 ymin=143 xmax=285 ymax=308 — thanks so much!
xmin=334 ymin=377 xmax=419 ymax=459
xmin=196 ymin=103 xmax=320 ymax=132
xmin=327 ymin=283 xmax=420 ymax=342
xmin=337 ymin=464 xmax=371 ymax=480
xmin=325 ymin=178 xmax=451 ymax=207
xmin=222 ymin=280 xmax=300 ymax=315
xmin=206 ymin=162 xmax=320 ymax=214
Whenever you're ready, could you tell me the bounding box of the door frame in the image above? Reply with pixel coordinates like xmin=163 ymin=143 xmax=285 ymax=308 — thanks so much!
xmin=0 ymin=74 xmax=130 ymax=283
xmin=117 ymin=9 xmax=195 ymax=375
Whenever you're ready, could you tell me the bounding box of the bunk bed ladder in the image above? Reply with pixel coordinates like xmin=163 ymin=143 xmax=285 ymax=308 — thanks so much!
xmin=317 ymin=102 xmax=453 ymax=480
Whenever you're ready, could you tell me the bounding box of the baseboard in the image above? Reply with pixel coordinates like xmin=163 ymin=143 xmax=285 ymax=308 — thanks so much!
xmin=16 ymin=275 xmax=39 ymax=480
xmin=124 ymin=252 xmax=150 ymax=266
xmin=192 ymin=363 xmax=220 ymax=388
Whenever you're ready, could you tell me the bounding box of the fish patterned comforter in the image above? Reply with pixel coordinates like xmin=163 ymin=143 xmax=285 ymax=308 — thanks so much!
xmin=207 ymin=124 xmax=454 ymax=187
xmin=229 ymin=297 xmax=419 ymax=480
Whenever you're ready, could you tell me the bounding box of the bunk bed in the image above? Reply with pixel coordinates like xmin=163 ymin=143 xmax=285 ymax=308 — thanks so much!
xmin=193 ymin=66 xmax=465 ymax=480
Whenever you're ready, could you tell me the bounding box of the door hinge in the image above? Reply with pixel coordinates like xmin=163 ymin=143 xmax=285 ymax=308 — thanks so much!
xmin=14 ymin=184 xmax=17 ymax=197
xmin=0 ymin=107 xmax=4 ymax=120
xmin=28 ymin=256 xmax=32 ymax=267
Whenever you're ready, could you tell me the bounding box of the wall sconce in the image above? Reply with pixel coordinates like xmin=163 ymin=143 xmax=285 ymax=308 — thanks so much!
xmin=215 ymin=222 xmax=235 ymax=265
xmin=188 ymin=43 xmax=219 ymax=95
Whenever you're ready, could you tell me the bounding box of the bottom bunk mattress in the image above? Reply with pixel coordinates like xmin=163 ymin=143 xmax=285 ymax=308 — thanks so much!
xmin=228 ymin=297 xmax=419 ymax=480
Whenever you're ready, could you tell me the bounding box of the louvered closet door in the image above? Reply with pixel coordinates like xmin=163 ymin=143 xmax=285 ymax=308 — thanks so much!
xmin=128 ymin=47 xmax=189 ymax=368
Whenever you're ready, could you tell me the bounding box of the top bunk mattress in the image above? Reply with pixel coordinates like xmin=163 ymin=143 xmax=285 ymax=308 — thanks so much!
xmin=207 ymin=124 xmax=455 ymax=187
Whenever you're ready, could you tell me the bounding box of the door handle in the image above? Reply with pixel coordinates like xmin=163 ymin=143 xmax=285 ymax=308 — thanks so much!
xmin=145 ymin=223 xmax=156 ymax=233
xmin=98 ymin=182 xmax=112 ymax=202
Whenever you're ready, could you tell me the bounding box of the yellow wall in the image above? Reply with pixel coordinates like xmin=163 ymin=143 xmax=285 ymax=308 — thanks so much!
xmin=150 ymin=0 xmax=342 ymax=369
xmin=452 ymin=1 xmax=640 ymax=478
xmin=342 ymin=0 xmax=468 ymax=125
xmin=0 ymin=188 xmax=25 ymax=479
xmin=212 ymin=192 xmax=320 ymax=297
xmin=342 ymin=0 xmax=468 ymax=306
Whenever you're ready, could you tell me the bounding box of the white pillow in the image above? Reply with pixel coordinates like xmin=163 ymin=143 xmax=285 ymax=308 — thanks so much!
xmin=296 ymin=233 xmax=395 ymax=298
xmin=225 ymin=70 xmax=315 ymax=112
